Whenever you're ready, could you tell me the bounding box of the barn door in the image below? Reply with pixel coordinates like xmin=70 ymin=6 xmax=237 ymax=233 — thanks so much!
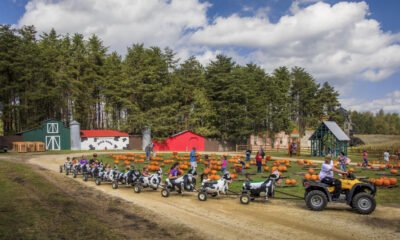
xmin=46 ymin=136 xmax=61 ymax=150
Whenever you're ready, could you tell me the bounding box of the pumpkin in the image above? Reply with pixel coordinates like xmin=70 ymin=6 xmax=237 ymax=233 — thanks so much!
xmin=305 ymin=174 xmax=311 ymax=180
xmin=379 ymin=165 xmax=385 ymax=170
xmin=264 ymin=166 xmax=269 ymax=171
xmin=388 ymin=164 xmax=393 ymax=168
xmin=311 ymin=175 xmax=318 ymax=180
xmin=389 ymin=178 xmax=397 ymax=185
xmin=282 ymin=166 xmax=287 ymax=172
xmin=214 ymin=175 xmax=221 ymax=180
xmin=114 ymin=160 xmax=119 ymax=164
xmin=308 ymin=169 xmax=314 ymax=174
xmin=390 ymin=169 xmax=398 ymax=174
xmin=370 ymin=165 xmax=374 ymax=169
xmin=161 ymin=163 xmax=165 ymax=166
xmin=349 ymin=168 xmax=354 ymax=173
xmin=369 ymin=178 xmax=375 ymax=183
xmin=357 ymin=162 xmax=361 ymax=166
xmin=383 ymin=179 xmax=391 ymax=187
xmin=291 ymin=179 xmax=296 ymax=185
xmin=375 ymin=179 xmax=383 ymax=186
xmin=211 ymin=170 xmax=217 ymax=175
xmin=285 ymin=179 xmax=291 ymax=184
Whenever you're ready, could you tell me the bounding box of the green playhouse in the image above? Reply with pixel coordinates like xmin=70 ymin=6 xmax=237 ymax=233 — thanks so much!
xmin=18 ymin=119 xmax=71 ymax=150
xmin=309 ymin=121 xmax=350 ymax=158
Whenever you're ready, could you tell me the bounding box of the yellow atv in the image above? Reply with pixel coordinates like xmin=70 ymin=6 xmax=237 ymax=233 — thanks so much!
xmin=303 ymin=173 xmax=377 ymax=214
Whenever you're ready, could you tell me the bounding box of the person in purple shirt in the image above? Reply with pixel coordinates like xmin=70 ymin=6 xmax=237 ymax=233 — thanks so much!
xmin=169 ymin=162 xmax=180 ymax=182
xmin=79 ymin=155 xmax=88 ymax=165
xmin=220 ymin=156 xmax=227 ymax=176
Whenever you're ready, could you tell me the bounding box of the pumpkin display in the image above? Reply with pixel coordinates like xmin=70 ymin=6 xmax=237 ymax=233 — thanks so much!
xmin=390 ymin=169 xmax=398 ymax=174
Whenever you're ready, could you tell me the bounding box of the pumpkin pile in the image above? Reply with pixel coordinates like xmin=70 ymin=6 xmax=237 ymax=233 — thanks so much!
xmin=390 ymin=169 xmax=398 ymax=174
xmin=148 ymin=161 xmax=160 ymax=171
xmin=370 ymin=177 xmax=397 ymax=187
xmin=304 ymin=174 xmax=319 ymax=181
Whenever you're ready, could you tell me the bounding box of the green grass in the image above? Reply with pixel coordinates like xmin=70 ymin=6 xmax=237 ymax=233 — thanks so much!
xmin=0 ymin=160 xmax=123 ymax=240
xmin=96 ymin=152 xmax=400 ymax=204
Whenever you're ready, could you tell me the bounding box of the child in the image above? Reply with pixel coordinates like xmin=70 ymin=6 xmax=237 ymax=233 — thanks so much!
xmin=142 ymin=166 xmax=149 ymax=177
xmin=169 ymin=163 xmax=180 ymax=181
xmin=384 ymin=150 xmax=390 ymax=163
xmin=338 ymin=152 xmax=347 ymax=171
xmin=238 ymin=158 xmax=246 ymax=175
xmin=245 ymin=173 xmax=252 ymax=182
xmin=246 ymin=150 xmax=251 ymax=162
xmin=71 ymin=157 xmax=78 ymax=165
xmin=362 ymin=151 xmax=368 ymax=167
xmin=221 ymin=156 xmax=227 ymax=176
xmin=255 ymin=151 xmax=263 ymax=174
xmin=200 ymin=173 xmax=210 ymax=185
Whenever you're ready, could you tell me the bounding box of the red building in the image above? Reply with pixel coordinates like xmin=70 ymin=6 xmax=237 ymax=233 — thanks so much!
xmin=152 ymin=130 xmax=205 ymax=152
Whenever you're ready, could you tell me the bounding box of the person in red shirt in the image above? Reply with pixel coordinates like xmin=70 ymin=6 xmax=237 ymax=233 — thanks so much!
xmin=255 ymin=151 xmax=263 ymax=174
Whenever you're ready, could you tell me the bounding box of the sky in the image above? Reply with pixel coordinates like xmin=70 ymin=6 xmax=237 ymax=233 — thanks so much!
xmin=1 ymin=0 xmax=400 ymax=114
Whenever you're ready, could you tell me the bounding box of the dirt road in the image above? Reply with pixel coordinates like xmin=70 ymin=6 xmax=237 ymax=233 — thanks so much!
xmin=28 ymin=154 xmax=400 ymax=240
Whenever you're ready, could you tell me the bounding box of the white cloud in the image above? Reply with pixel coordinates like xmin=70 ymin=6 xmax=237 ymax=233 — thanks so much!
xmin=341 ymin=90 xmax=400 ymax=113
xmin=17 ymin=0 xmax=400 ymax=103
xmin=18 ymin=0 xmax=210 ymax=53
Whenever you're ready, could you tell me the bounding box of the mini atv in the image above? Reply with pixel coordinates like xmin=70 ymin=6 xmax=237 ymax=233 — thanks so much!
xmin=303 ymin=173 xmax=377 ymax=214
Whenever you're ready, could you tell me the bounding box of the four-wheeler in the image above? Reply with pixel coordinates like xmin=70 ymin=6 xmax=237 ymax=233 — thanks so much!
xmin=198 ymin=172 xmax=232 ymax=201
xmin=161 ymin=168 xmax=197 ymax=197
xmin=240 ymin=170 xmax=280 ymax=204
xmin=303 ymin=173 xmax=377 ymax=214
xmin=133 ymin=168 xmax=163 ymax=193
xmin=96 ymin=165 xmax=119 ymax=189
xmin=114 ymin=166 xmax=141 ymax=188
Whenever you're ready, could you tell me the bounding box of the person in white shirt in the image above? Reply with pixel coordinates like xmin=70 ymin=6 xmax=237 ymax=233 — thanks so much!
xmin=383 ymin=150 xmax=390 ymax=163
xmin=319 ymin=155 xmax=347 ymax=199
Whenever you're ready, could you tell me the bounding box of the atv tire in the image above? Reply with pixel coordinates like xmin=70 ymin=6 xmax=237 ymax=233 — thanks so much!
xmin=305 ymin=190 xmax=327 ymax=211
xmin=352 ymin=192 xmax=376 ymax=214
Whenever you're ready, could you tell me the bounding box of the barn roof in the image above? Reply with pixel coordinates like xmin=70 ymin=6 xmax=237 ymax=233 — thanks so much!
xmin=80 ymin=130 xmax=129 ymax=138
xmin=17 ymin=118 xmax=68 ymax=135
xmin=171 ymin=130 xmax=203 ymax=138
xmin=309 ymin=121 xmax=350 ymax=141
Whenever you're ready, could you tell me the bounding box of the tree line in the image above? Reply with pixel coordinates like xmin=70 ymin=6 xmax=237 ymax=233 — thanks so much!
xmin=351 ymin=110 xmax=400 ymax=135
xmin=1 ymin=25 xmax=344 ymax=143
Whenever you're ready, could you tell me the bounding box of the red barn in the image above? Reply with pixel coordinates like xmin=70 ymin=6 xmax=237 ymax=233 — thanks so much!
xmin=153 ymin=130 xmax=205 ymax=152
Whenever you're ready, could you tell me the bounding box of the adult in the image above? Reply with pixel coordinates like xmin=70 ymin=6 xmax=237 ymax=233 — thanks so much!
xmin=338 ymin=152 xmax=348 ymax=171
xmin=384 ymin=150 xmax=390 ymax=163
xmin=190 ymin=147 xmax=197 ymax=171
xmin=245 ymin=149 xmax=251 ymax=162
xmin=319 ymin=155 xmax=347 ymax=200
xmin=260 ymin=146 xmax=265 ymax=159
xmin=145 ymin=143 xmax=151 ymax=161
xmin=255 ymin=151 xmax=263 ymax=174
xmin=289 ymin=143 xmax=294 ymax=157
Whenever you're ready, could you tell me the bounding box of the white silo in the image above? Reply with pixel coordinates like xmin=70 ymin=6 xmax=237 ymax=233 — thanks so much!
xmin=142 ymin=126 xmax=151 ymax=151
xmin=70 ymin=120 xmax=81 ymax=150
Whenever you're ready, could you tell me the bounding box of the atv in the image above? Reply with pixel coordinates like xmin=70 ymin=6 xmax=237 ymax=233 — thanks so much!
xmin=303 ymin=173 xmax=377 ymax=214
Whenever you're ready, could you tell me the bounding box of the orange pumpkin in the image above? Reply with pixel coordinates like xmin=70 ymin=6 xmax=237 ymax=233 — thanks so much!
xmin=375 ymin=179 xmax=383 ymax=186
xmin=305 ymin=174 xmax=311 ymax=180
xmin=311 ymin=175 xmax=318 ymax=180
xmin=211 ymin=170 xmax=217 ymax=174
xmin=383 ymin=179 xmax=391 ymax=187
xmin=370 ymin=165 xmax=374 ymax=169
xmin=114 ymin=160 xmax=119 ymax=164
xmin=369 ymin=178 xmax=375 ymax=183
xmin=349 ymin=168 xmax=354 ymax=173
xmin=291 ymin=179 xmax=296 ymax=185
xmin=379 ymin=165 xmax=385 ymax=170
xmin=285 ymin=179 xmax=291 ymax=184
xmin=264 ymin=166 xmax=269 ymax=171
xmin=308 ymin=169 xmax=314 ymax=174
xmin=389 ymin=178 xmax=397 ymax=185
xmin=357 ymin=162 xmax=361 ymax=166
xmin=390 ymin=169 xmax=398 ymax=174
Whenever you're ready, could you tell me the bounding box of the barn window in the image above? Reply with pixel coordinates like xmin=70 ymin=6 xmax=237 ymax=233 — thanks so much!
xmin=254 ymin=137 xmax=257 ymax=145
xmin=280 ymin=138 xmax=283 ymax=144
xmin=47 ymin=123 xmax=59 ymax=134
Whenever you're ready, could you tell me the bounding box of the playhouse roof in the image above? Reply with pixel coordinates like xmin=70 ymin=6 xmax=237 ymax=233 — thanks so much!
xmin=80 ymin=130 xmax=129 ymax=138
xmin=309 ymin=121 xmax=350 ymax=141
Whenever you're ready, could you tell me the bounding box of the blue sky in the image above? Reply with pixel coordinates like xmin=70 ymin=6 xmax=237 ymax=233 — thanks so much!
xmin=1 ymin=0 xmax=400 ymax=113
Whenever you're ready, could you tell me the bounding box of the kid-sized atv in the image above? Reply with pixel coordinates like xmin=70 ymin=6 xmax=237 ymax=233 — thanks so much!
xmin=303 ymin=173 xmax=377 ymax=214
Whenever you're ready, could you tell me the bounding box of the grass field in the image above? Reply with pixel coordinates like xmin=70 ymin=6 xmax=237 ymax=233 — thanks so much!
xmin=87 ymin=152 xmax=400 ymax=204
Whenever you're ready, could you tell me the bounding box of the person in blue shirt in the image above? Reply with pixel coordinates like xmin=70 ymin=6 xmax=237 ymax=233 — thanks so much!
xmin=190 ymin=147 xmax=197 ymax=170
xmin=246 ymin=149 xmax=251 ymax=162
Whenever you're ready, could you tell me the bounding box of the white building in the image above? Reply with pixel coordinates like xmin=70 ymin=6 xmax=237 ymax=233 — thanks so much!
xmin=80 ymin=130 xmax=129 ymax=150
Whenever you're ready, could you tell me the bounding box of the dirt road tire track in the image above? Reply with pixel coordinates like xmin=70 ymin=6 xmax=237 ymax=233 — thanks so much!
xmin=28 ymin=154 xmax=400 ymax=240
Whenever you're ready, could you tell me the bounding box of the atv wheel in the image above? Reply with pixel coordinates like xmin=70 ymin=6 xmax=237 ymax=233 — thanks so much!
xmin=59 ymin=166 xmax=63 ymax=173
xmin=161 ymin=188 xmax=170 ymax=198
xmin=112 ymin=181 xmax=118 ymax=189
xmin=240 ymin=194 xmax=250 ymax=204
xmin=305 ymin=190 xmax=327 ymax=211
xmin=198 ymin=191 xmax=207 ymax=201
xmin=83 ymin=173 xmax=88 ymax=182
xmin=133 ymin=185 xmax=141 ymax=193
xmin=352 ymin=192 xmax=376 ymax=214
xmin=96 ymin=178 xmax=101 ymax=185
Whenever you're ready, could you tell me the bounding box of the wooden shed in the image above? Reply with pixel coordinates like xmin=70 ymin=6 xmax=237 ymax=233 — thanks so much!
xmin=309 ymin=121 xmax=350 ymax=158
xmin=153 ymin=130 xmax=205 ymax=152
